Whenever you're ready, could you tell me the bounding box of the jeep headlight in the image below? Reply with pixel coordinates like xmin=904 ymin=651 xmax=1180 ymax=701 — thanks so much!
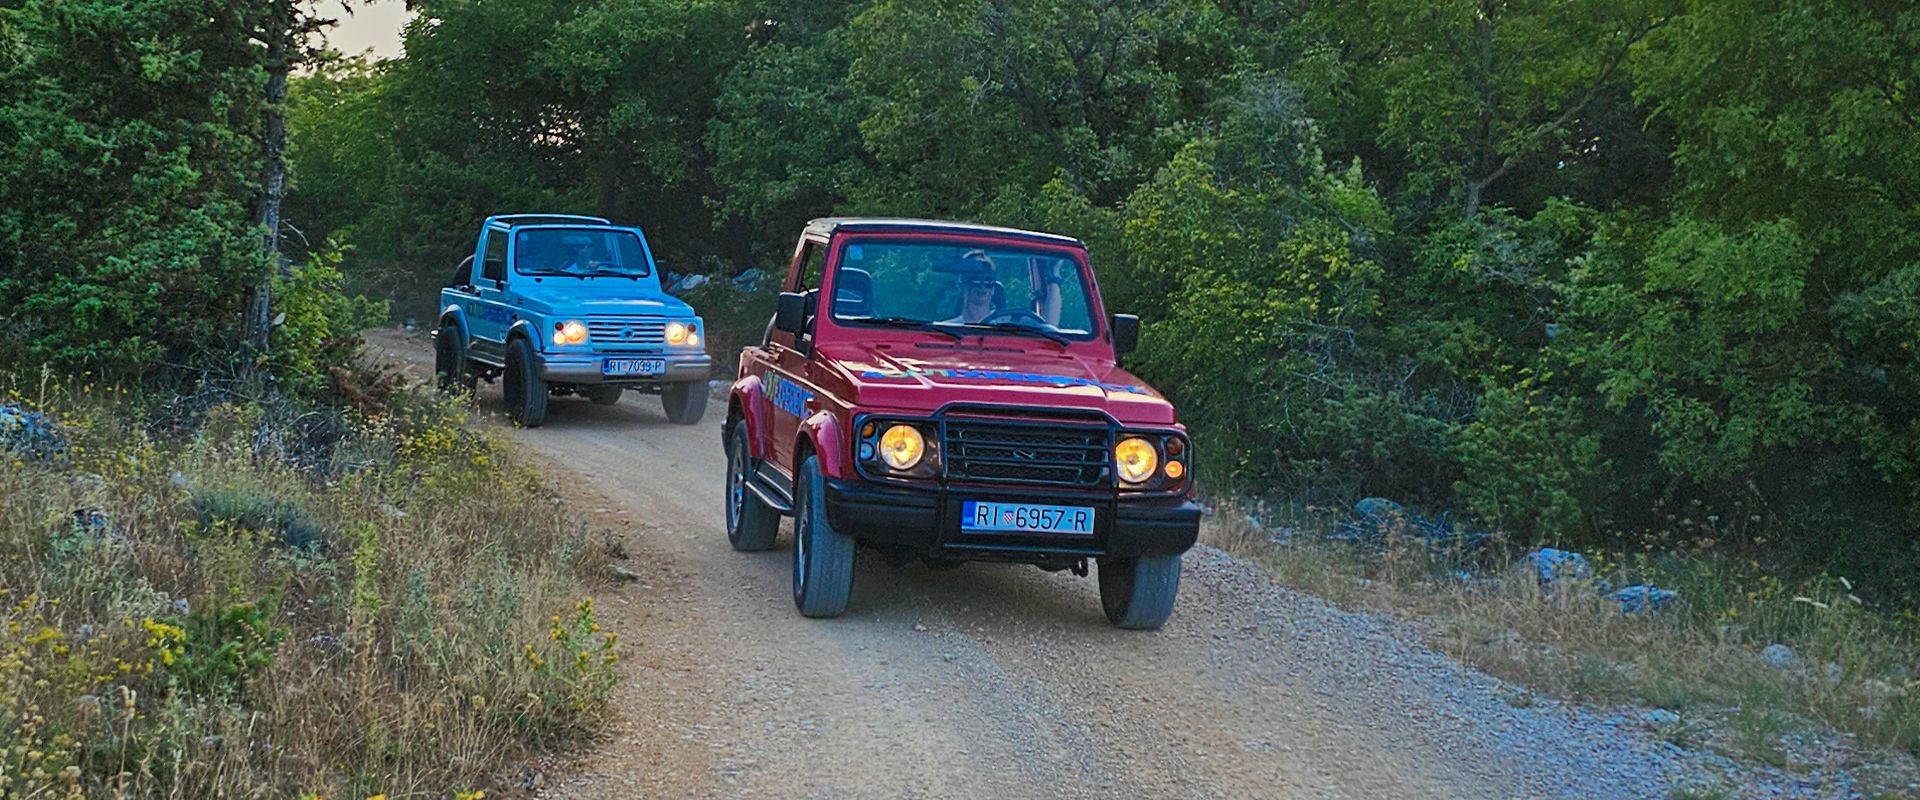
xmin=666 ymin=321 xmax=692 ymax=345
xmin=879 ymin=424 xmax=926 ymax=471
xmin=553 ymin=320 xmax=587 ymax=346
xmin=1115 ymin=437 xmax=1159 ymax=485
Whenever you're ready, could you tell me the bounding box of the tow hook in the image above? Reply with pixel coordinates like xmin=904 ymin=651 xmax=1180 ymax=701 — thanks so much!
xmin=1070 ymin=559 xmax=1088 ymax=578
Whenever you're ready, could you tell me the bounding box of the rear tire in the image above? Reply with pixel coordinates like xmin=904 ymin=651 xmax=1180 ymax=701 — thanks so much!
xmin=503 ymin=338 xmax=549 ymax=428
xmin=726 ymin=422 xmax=778 ymax=552
xmin=792 ymin=455 xmax=853 ymax=618
xmin=662 ymin=381 xmax=708 ymax=425
xmin=585 ymin=385 xmax=624 ymax=406
xmin=433 ymin=327 xmax=475 ymax=396
xmin=1098 ymin=554 xmax=1182 ymax=630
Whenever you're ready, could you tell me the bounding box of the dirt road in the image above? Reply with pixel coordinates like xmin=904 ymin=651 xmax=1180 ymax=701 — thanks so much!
xmin=366 ymin=329 xmax=1757 ymax=799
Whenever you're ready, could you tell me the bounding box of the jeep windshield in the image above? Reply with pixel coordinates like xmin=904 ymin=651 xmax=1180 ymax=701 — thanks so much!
xmin=830 ymin=241 xmax=1096 ymax=340
xmin=513 ymin=227 xmax=653 ymax=278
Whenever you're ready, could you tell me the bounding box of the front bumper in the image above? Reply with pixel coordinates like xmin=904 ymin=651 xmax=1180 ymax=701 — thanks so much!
xmin=823 ymin=477 xmax=1200 ymax=563
xmin=535 ymin=353 xmax=711 ymax=384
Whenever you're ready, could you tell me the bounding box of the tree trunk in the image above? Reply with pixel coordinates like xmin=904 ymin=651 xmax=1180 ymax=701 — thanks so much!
xmin=248 ymin=3 xmax=292 ymax=356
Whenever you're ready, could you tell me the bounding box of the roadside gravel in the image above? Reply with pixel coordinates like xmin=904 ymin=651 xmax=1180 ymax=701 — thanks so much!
xmin=365 ymin=328 xmax=1864 ymax=799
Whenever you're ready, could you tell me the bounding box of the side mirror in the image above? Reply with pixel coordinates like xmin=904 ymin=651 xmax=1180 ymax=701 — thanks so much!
xmin=775 ymin=291 xmax=808 ymax=334
xmin=482 ymin=256 xmax=507 ymax=284
xmin=1110 ymin=313 xmax=1140 ymax=356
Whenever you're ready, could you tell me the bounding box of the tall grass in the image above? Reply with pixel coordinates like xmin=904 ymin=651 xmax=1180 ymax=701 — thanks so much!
xmin=0 ymin=379 xmax=617 ymax=797
xmin=1205 ymin=507 xmax=1920 ymax=773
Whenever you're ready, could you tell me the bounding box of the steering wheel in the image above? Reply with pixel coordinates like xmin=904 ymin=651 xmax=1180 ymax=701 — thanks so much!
xmin=979 ymin=308 xmax=1048 ymax=327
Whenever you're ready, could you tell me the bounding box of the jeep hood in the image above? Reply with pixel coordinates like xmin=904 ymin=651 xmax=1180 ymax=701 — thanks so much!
xmin=818 ymin=341 xmax=1178 ymax=426
xmin=511 ymin=288 xmax=694 ymax=318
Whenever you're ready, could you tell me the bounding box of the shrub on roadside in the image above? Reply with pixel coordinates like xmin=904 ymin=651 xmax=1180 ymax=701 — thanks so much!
xmin=0 ymin=381 xmax=617 ymax=797
xmin=1205 ymin=507 xmax=1920 ymax=769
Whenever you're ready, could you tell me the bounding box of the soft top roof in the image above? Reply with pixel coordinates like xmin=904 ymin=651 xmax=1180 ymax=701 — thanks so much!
xmin=805 ymin=217 xmax=1084 ymax=247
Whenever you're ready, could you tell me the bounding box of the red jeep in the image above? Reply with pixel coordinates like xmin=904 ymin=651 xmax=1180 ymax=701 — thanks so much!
xmin=723 ymin=219 xmax=1200 ymax=629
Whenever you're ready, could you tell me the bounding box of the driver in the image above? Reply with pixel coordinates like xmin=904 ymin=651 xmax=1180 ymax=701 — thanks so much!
xmin=557 ymin=234 xmax=598 ymax=274
xmin=942 ymin=251 xmax=1000 ymax=325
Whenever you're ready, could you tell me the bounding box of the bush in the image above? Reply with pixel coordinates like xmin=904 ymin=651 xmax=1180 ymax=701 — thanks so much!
xmin=191 ymin=488 xmax=330 ymax=551
xmin=0 ymin=383 xmax=617 ymax=796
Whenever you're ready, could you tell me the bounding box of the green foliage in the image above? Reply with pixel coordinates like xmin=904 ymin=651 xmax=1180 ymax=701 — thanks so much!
xmin=162 ymin=602 xmax=289 ymax=697
xmin=268 ymin=242 xmax=390 ymax=397
xmin=1455 ymin=379 xmax=1606 ymax=536
xmin=0 ymin=0 xmax=270 ymax=375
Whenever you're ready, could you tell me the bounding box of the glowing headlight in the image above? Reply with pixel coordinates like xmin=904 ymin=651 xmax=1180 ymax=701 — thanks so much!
xmin=879 ymin=424 xmax=925 ymax=471
xmin=1115 ymin=437 xmax=1159 ymax=484
xmin=553 ymin=320 xmax=587 ymax=346
xmin=666 ymin=321 xmax=691 ymax=345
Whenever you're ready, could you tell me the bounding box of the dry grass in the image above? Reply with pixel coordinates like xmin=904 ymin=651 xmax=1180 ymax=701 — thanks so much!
xmin=1 ymin=380 xmax=617 ymax=797
xmin=1205 ymin=506 xmax=1920 ymax=782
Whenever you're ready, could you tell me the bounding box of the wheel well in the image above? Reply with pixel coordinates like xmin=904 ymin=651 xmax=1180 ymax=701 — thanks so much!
xmin=794 ymin=434 xmax=816 ymax=469
xmin=505 ymin=327 xmax=536 ymax=359
xmin=725 ymin=397 xmax=745 ymax=435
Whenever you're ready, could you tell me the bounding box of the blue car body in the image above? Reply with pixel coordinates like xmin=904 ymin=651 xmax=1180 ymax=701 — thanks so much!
xmin=436 ymin=214 xmax=711 ymax=422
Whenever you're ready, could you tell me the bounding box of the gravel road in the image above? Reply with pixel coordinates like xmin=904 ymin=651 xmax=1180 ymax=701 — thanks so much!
xmin=366 ymin=329 xmax=1835 ymax=800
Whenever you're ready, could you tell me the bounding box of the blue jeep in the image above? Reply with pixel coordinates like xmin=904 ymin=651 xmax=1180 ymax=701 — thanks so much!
xmin=433 ymin=214 xmax=711 ymax=427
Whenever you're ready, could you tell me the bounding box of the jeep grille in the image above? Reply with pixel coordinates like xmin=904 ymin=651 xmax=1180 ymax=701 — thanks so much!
xmin=586 ymin=319 xmax=666 ymax=346
xmin=943 ymin=422 xmax=1110 ymax=488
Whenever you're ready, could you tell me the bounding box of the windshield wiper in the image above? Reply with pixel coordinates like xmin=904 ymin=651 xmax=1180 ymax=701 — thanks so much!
xmin=962 ymin=323 xmax=1070 ymax=347
xmin=861 ymin=317 xmax=966 ymax=341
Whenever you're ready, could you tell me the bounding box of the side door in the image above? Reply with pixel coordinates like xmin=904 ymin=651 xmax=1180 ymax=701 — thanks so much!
xmin=761 ymin=235 xmax=829 ymax=476
xmin=467 ymin=226 xmax=513 ymax=364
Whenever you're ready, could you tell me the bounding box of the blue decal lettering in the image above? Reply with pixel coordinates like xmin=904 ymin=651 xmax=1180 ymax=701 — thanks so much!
xmin=765 ymin=372 xmax=815 ymax=417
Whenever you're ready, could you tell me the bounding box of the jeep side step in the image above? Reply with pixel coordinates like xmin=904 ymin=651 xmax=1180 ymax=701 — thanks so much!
xmin=747 ymin=463 xmax=794 ymax=515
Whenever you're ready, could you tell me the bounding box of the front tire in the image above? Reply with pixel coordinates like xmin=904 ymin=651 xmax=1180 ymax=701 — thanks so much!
xmin=1098 ymin=554 xmax=1182 ymax=630
xmin=433 ymin=327 xmax=476 ymax=396
xmin=726 ymin=422 xmax=778 ymax=552
xmin=503 ymin=338 xmax=549 ymax=428
xmin=792 ymin=455 xmax=853 ymax=618
xmin=662 ymin=381 xmax=707 ymax=425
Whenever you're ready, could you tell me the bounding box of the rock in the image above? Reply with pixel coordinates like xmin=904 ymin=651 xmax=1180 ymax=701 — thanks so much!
xmin=0 ymin=404 xmax=68 ymax=462
xmin=1762 ymin=643 xmax=1797 ymax=668
xmin=1525 ymin=548 xmax=1593 ymax=585
xmin=1355 ymin=497 xmax=1402 ymax=519
xmin=70 ymin=508 xmax=117 ymax=540
xmin=610 ymin=566 xmax=642 ymax=582
xmin=1611 ymin=584 xmax=1676 ymax=614
xmin=1640 ymin=709 xmax=1681 ymax=726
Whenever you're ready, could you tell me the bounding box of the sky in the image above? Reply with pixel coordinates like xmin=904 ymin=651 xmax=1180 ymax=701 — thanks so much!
xmin=325 ymin=1 xmax=412 ymax=60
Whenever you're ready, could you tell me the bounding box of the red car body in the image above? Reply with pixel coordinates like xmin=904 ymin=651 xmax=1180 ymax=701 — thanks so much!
xmin=723 ymin=219 xmax=1200 ymax=627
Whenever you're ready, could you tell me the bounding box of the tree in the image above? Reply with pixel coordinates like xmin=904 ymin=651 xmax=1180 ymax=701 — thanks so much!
xmin=1297 ymin=0 xmax=1676 ymax=218
xmin=0 ymin=0 xmax=271 ymax=373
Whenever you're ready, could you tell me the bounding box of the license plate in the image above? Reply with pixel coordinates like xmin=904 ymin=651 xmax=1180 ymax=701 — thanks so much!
xmin=961 ymin=501 xmax=1095 ymax=535
xmin=602 ymin=358 xmax=664 ymax=377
